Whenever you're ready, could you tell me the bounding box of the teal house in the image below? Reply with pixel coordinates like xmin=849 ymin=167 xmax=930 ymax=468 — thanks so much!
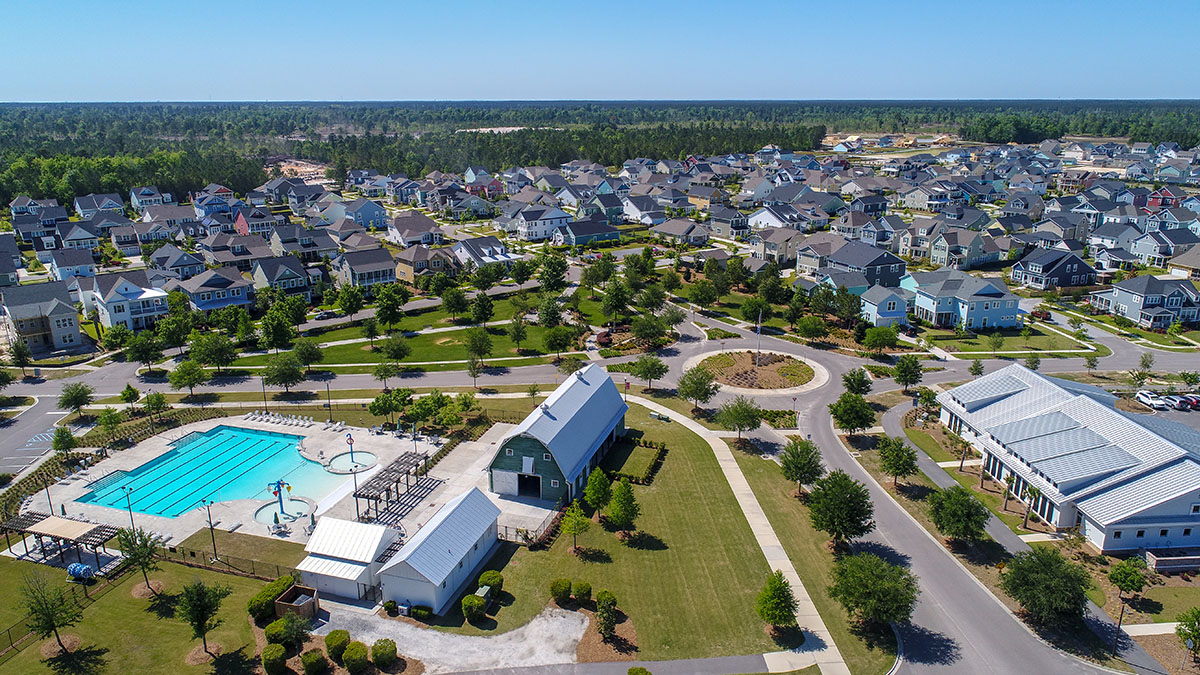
xmin=488 ymin=363 xmax=627 ymax=503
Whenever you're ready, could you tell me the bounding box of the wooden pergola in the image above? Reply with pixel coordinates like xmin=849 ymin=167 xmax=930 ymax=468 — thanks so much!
xmin=352 ymin=452 xmax=426 ymax=519
xmin=1 ymin=511 xmax=121 ymax=574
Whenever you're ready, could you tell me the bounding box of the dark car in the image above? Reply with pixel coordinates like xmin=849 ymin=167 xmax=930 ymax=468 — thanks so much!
xmin=314 ymin=310 xmax=338 ymax=320
xmin=902 ymin=325 xmax=919 ymax=337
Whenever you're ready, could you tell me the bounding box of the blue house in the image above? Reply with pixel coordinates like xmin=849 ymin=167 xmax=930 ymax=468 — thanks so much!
xmin=901 ymin=269 xmax=1020 ymax=330
xmin=860 ymin=285 xmax=910 ymax=327
xmin=1090 ymin=275 xmax=1200 ymax=329
xmin=550 ymin=219 xmax=620 ymax=247
xmin=816 ymin=268 xmax=870 ymax=296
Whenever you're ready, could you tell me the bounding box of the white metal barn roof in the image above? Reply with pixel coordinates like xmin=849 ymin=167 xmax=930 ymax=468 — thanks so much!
xmin=305 ymin=517 xmax=394 ymax=563
xmin=296 ymin=554 xmax=370 ymax=582
xmin=380 ymin=488 xmax=500 ymax=586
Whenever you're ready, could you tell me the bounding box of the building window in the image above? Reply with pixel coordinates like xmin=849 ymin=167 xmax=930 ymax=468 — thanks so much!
xmin=1136 ymin=530 xmax=1145 ymax=538
xmin=1185 ymin=529 xmax=1192 ymax=537
xmin=1161 ymin=529 xmax=1169 ymax=537
xmin=550 ymin=480 xmax=559 ymax=488
xmin=1113 ymin=531 xmax=1122 ymax=539
xmin=543 ymin=453 xmax=551 ymax=461
xmin=505 ymin=448 xmax=512 ymax=456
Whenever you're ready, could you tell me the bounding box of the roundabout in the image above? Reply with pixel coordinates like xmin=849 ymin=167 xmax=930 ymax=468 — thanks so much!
xmin=685 ymin=349 xmax=830 ymax=396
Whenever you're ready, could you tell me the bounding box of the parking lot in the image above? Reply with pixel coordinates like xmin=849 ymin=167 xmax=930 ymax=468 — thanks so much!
xmin=1126 ymin=397 xmax=1200 ymax=432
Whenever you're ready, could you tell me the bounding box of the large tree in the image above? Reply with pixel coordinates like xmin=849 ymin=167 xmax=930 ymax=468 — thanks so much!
xmin=58 ymin=382 xmax=95 ymax=419
xmin=828 ymin=392 xmax=874 ymax=436
xmin=676 ymin=366 xmax=720 ymax=411
xmin=472 ymin=293 xmax=495 ymax=325
xmin=125 ymin=332 xmax=164 ymax=372
xmin=842 ymin=368 xmax=872 ymax=396
xmin=999 ymin=546 xmax=1090 ymax=625
xmin=168 ymin=359 xmax=210 ymax=396
xmin=262 ymin=353 xmax=304 ymax=393
xmin=336 ymin=284 xmax=364 ymax=321
xmin=780 ymin=438 xmax=824 ymax=495
xmin=538 ymin=294 xmax=561 ymax=327
xmin=292 ymin=338 xmax=324 ymax=372
xmin=892 ymin=354 xmax=923 ymax=392
xmin=629 ymin=354 xmax=668 ymax=390
xmin=928 ymin=485 xmax=990 ymax=543
xmin=877 ymin=436 xmax=919 ymax=487
xmin=543 ymin=325 xmax=574 ymax=360
xmin=156 ymin=313 xmax=193 ymax=356
xmin=829 ymin=552 xmax=920 ymax=625
xmin=258 ymin=311 xmax=296 ymax=354
xmin=20 ymin=571 xmax=82 ymax=653
xmin=716 ymin=395 xmax=762 ymax=440
xmin=538 ymin=254 xmax=569 ymax=293
xmin=442 ymin=287 xmax=469 ymax=320
xmin=189 ymin=332 xmax=236 ymax=374
xmin=375 ymin=283 xmax=408 ymax=331
xmin=808 ymin=470 xmax=875 ymax=543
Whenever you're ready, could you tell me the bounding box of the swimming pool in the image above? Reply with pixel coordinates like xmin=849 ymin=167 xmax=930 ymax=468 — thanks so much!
xmin=80 ymin=425 xmax=349 ymax=518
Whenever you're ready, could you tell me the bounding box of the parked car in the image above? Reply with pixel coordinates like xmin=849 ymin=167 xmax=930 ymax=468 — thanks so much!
xmin=1162 ymin=395 xmax=1192 ymax=410
xmin=1181 ymin=394 xmax=1200 ymax=409
xmin=902 ymin=325 xmax=919 ymax=338
xmin=314 ymin=310 xmax=338 ymax=320
xmin=1136 ymin=390 xmax=1169 ymax=410
xmin=1030 ymin=309 xmax=1051 ymax=321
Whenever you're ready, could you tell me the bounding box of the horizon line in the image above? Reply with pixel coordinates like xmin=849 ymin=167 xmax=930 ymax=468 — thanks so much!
xmin=2 ymin=98 xmax=1200 ymax=105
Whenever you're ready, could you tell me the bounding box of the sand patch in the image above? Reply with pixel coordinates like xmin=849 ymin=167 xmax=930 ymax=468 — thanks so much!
xmin=39 ymin=634 xmax=81 ymax=658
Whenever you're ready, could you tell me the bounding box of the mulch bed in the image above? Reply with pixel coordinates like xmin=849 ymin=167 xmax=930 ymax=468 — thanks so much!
xmin=130 ymin=579 xmax=165 ymax=599
xmin=1134 ymin=634 xmax=1199 ymax=675
xmin=701 ymin=351 xmax=813 ymax=389
xmin=184 ymin=642 xmax=222 ymax=665
xmin=576 ymin=607 xmax=638 ymax=663
xmin=39 ymin=635 xmax=81 ymax=659
xmin=250 ymin=614 xmax=425 ymax=675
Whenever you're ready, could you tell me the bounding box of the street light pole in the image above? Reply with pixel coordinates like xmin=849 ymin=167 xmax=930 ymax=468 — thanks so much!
xmin=261 ymin=375 xmax=268 ymax=411
xmin=325 ymin=380 xmax=333 ymax=423
xmin=201 ymin=500 xmax=218 ymax=561
xmin=120 ymin=486 xmax=135 ymax=530
xmin=42 ymin=475 xmax=55 ymax=515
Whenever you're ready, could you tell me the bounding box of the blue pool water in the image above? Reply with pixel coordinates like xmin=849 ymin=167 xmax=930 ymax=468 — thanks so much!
xmin=80 ymin=425 xmax=348 ymax=518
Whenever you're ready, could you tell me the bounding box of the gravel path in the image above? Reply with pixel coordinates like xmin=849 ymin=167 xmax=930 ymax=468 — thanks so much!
xmin=313 ymin=607 xmax=589 ymax=674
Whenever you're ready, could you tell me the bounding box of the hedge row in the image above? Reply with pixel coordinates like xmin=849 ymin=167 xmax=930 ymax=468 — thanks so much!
xmin=247 ymin=575 xmax=294 ymax=622
xmin=759 ymin=409 xmax=797 ymax=429
xmin=78 ymin=407 xmax=228 ymax=448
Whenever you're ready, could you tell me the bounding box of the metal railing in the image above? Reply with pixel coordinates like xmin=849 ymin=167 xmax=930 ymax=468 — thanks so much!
xmin=157 ymin=545 xmax=299 ymax=581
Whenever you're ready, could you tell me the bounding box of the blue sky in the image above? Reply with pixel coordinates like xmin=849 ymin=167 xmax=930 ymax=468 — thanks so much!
xmin=5 ymin=0 xmax=1199 ymax=102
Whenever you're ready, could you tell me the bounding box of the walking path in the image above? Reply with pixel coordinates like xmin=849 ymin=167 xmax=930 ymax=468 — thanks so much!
xmin=1121 ymin=622 xmax=1178 ymax=636
xmin=628 ymin=395 xmax=852 ymax=675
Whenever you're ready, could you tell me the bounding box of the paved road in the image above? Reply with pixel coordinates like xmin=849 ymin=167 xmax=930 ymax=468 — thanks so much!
xmin=11 ymin=288 xmax=1197 ymax=674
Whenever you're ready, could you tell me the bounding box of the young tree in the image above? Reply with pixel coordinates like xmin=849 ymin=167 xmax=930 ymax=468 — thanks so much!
xmin=381 ymin=334 xmax=412 ymax=362
xmin=828 ymin=392 xmax=874 ymax=437
xmin=292 ymin=338 xmax=324 ymax=372
xmin=969 ymin=359 xmax=985 ymax=377
xmin=630 ymin=354 xmax=668 ymax=390
xmin=373 ymin=362 xmax=400 ymax=389
xmin=98 ymin=406 xmax=122 ymax=442
xmin=688 ymin=279 xmax=718 ymax=310
xmin=584 ymin=468 xmax=612 ymax=511
xmin=780 ymin=438 xmax=824 ymax=495
xmin=51 ymin=426 xmax=76 ymax=456
xmin=877 ymin=436 xmax=919 ymax=487
xmin=716 ymin=395 xmax=762 ymax=440
xmin=808 ymin=470 xmax=875 ymax=543
xmin=544 ymin=325 xmax=574 ymax=360
xmin=360 ymin=316 xmax=380 ymax=347
xmin=987 ymin=332 xmax=1005 ymax=356
xmin=741 ymin=296 xmax=773 ymax=324
xmin=1023 ymin=353 xmax=1041 ymax=372
xmin=661 ymin=268 xmax=681 ymax=294
xmin=8 ymin=338 xmax=33 ymax=377
xmin=258 ymin=311 xmax=296 ymax=354
xmin=538 ymin=254 xmax=569 ymax=293
xmin=374 ymin=284 xmax=407 ymax=332
xmin=120 ymin=383 xmax=141 ymax=414
xmin=125 ymin=332 xmax=164 ymax=373
xmin=509 ymin=258 xmax=535 ymax=286
xmin=892 ymin=354 xmax=923 ymax=392
xmin=1139 ymin=351 xmax=1156 ymax=372
xmin=472 ymin=293 xmax=495 ymax=325
xmin=607 ymin=477 xmax=640 ymax=535
xmin=999 ymin=546 xmax=1090 ymax=625
xmin=263 ymin=353 xmax=305 ymax=393
xmin=465 ymin=327 xmax=493 ymax=361
xmin=676 ymin=366 xmax=720 ymax=412
xmin=101 ymin=323 xmax=132 ymax=352
xmin=1179 ymin=371 xmax=1200 ymax=387
xmin=465 ymin=355 xmax=484 ymax=389
xmin=601 ymin=279 xmax=630 ymax=326
xmin=862 ymin=325 xmax=898 ymax=354
xmin=755 ymin=570 xmax=798 ymax=631
xmin=1176 ymin=607 xmax=1200 ymax=663
xmin=336 ymin=284 xmax=365 ymax=321
xmin=116 ymin=527 xmax=165 ymax=596
xmin=560 ymin=501 xmax=590 ymax=553
xmin=168 ymin=360 xmax=210 ymax=396
xmin=928 ymin=485 xmax=990 ymax=543
xmin=58 ymin=382 xmax=95 ymax=419
xmin=507 ymin=318 xmax=528 ymax=351
xmin=156 ymin=313 xmax=193 ymax=357
xmin=143 ymin=392 xmax=169 ymax=426
xmin=1081 ymin=354 xmax=1098 ymax=376
xmin=794 ymin=316 xmax=829 ymax=343
xmin=637 ymin=284 xmax=666 ymax=313
xmin=1108 ymin=557 xmax=1148 ymax=645
xmin=842 ymin=368 xmax=872 ymax=396
xmin=537 ymin=294 xmax=561 ymax=327
xmin=829 ymin=553 xmax=920 ymax=625
xmin=20 ymin=571 xmax=82 ymax=653
xmin=1021 ymin=485 xmax=1042 ymax=529
xmin=190 ymin=332 xmax=236 ymax=374
xmin=176 ymin=579 xmax=232 ymax=655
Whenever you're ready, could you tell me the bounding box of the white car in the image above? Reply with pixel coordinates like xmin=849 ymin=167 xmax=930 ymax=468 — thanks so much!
xmin=1136 ymin=390 xmax=1169 ymax=410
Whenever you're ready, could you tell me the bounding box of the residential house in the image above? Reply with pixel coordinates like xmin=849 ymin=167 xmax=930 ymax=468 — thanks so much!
xmin=452 ymin=236 xmax=522 ymax=270
xmin=233 ymin=207 xmax=282 ymax=237
xmin=862 ymin=215 xmax=902 ymax=250
xmin=850 ymin=195 xmax=888 ymax=217
xmin=550 ymin=220 xmax=620 ymax=247
xmin=621 ymin=195 xmax=666 ymax=226
xmin=578 ymin=194 xmax=624 ymax=225
xmin=1167 ymin=247 xmax=1200 ymax=281
xmin=129 ymin=186 xmax=171 ymax=212
xmin=269 ymin=225 xmax=339 ymax=263
xmin=825 ymin=240 xmax=906 ymax=287
xmin=48 ymin=249 xmax=96 ymax=281
xmin=748 ymin=204 xmax=813 ymax=232
xmin=1090 ymin=275 xmax=1200 ymax=329
xmin=1148 ymin=186 xmax=1187 ymax=210
xmin=386 ymin=212 xmax=445 ymax=248
xmin=751 ymin=228 xmax=806 ymax=265
xmin=832 ymin=212 xmax=873 ymax=240
xmin=794 ymin=231 xmax=850 ymax=275
xmin=395 ymin=245 xmax=459 ymax=283
xmin=514 ymin=205 xmax=571 ymax=242
xmin=147 ymin=244 xmax=204 ymax=280
xmin=332 ymin=248 xmax=397 ymax=292
xmin=198 ymin=233 xmax=275 ymax=272
xmin=9 ymin=196 xmax=59 ymax=218
xmin=708 ymin=205 xmax=749 ymax=239
xmin=938 ymin=364 xmax=1200 ymax=553
xmin=650 ymin=219 xmax=711 ymax=245
xmin=165 ymin=267 xmax=253 ymax=313
xmin=252 ymin=256 xmax=313 ymax=302
xmin=929 ymin=228 xmax=1002 ymax=270
xmin=686 ymin=186 xmax=726 ymax=212
xmin=488 ymin=363 xmax=627 ymax=503
xmin=1009 ymin=249 xmax=1096 ymax=290
xmin=143 ymin=204 xmax=198 ymax=230
xmin=73 ymin=193 xmax=124 ymax=219
xmin=1130 ymin=229 xmax=1200 ymax=268
xmin=78 ymin=270 xmax=169 ymax=331
xmin=901 ymin=269 xmax=1020 ymax=329
xmin=860 ymin=285 xmax=911 ymax=327
xmin=56 ymin=221 xmax=101 ymax=254
xmin=0 ymin=282 xmax=83 ymax=354
xmin=287 ymin=184 xmax=328 ymax=214
xmin=816 ymin=268 xmax=870 ymax=296
xmin=258 ymin=177 xmax=307 ymax=203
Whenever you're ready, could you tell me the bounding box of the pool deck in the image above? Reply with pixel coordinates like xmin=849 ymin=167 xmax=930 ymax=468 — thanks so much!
xmin=33 ymin=416 xmax=556 ymax=555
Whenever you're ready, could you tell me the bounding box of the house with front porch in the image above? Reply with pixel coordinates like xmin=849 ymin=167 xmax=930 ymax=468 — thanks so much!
xmin=79 ymin=270 xmax=169 ymax=331
xmin=129 ymin=186 xmax=171 ymax=212
xmin=650 ymin=219 xmax=711 ymax=245
xmin=0 ymin=282 xmax=83 ymax=354
xmin=550 ymin=219 xmax=620 ymax=247
xmin=860 ymin=284 xmax=911 ymax=327
xmin=488 ymin=363 xmax=627 ymax=503
xmin=73 ymin=193 xmax=124 ymax=219
xmin=1130 ymin=229 xmax=1200 ymax=268
xmin=48 ymin=249 xmax=96 ymax=282
xmin=1009 ymin=249 xmax=1095 ymax=290
xmin=252 ymin=256 xmax=313 ymax=303
xmin=1167 ymin=247 xmax=1200 ymax=281
xmin=1090 ymin=275 xmax=1200 ymax=329
xmin=332 ymin=248 xmax=396 ymax=292
xmin=148 ymin=244 xmax=205 ymax=280
xmin=165 ymin=267 xmax=254 ymax=313
xmin=901 ymin=269 xmax=1019 ymax=330
xmin=395 ymin=245 xmax=459 ymax=283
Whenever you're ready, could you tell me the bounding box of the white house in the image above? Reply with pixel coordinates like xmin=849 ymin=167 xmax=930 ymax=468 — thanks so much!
xmin=379 ymin=488 xmax=501 ymax=615
xmin=296 ymin=518 xmax=400 ymax=600
xmin=938 ymin=365 xmax=1200 ymax=555
xmin=514 ymin=205 xmax=570 ymax=242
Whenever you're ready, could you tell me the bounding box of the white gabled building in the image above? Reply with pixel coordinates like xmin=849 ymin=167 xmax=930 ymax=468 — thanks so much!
xmin=379 ymin=488 xmax=501 ymax=615
xmin=296 ymin=518 xmax=400 ymax=600
xmin=937 ymin=364 xmax=1200 ymax=554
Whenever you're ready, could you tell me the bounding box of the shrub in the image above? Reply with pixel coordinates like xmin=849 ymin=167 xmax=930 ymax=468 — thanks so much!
xmin=478 ymin=570 xmax=504 ymax=595
xmin=261 ymin=643 xmax=287 ymax=675
xmin=411 ymin=605 xmax=433 ymax=620
xmin=342 ymin=641 xmax=369 ymax=674
xmin=462 ymin=594 xmax=486 ymax=624
xmin=265 ymin=612 xmax=310 ymax=647
xmin=0 ymin=473 xmax=12 ymax=487
xmin=628 ymin=668 xmax=653 ymax=675
xmin=550 ymin=578 xmax=573 ymax=605
xmin=247 ymin=575 xmax=294 ymax=622
xmin=301 ymin=649 xmax=329 ymax=675
xmin=324 ymin=629 xmax=351 ymax=662
xmin=595 ymin=589 xmax=617 ymax=612
xmin=573 ymin=580 xmax=592 ymax=605
xmin=371 ymin=638 xmax=397 ymax=668
xmin=383 ymin=600 xmax=398 ymax=615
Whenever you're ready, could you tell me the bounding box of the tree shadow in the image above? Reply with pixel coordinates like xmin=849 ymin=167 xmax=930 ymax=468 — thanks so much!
xmin=896 ymin=482 xmax=934 ymax=502
xmin=308 ymin=370 xmax=336 ymax=383
xmin=853 ymin=541 xmax=912 ymax=568
xmin=605 ymin=633 xmax=638 ymax=655
xmin=210 ymin=645 xmax=259 ymax=675
xmin=273 ymin=391 xmax=316 ymax=402
xmin=576 ymin=547 xmax=613 ymax=564
xmin=948 ymin=539 xmax=1011 ymax=567
xmin=146 ymin=589 xmax=180 ymax=619
xmin=897 ymin=624 xmax=960 ymax=666
xmin=850 ymin=620 xmax=903 ymax=657
xmin=180 ymin=393 xmax=219 ymax=404
xmin=625 ymin=531 xmax=667 ymax=551
xmin=769 ymin=625 xmax=806 ymax=650
xmin=846 ymin=434 xmax=880 ymax=452
xmin=1127 ymin=595 xmax=1164 ymax=615
xmin=42 ymin=644 xmax=109 ymax=675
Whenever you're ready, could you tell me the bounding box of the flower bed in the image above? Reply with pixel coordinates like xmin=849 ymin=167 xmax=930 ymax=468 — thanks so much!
xmin=700 ymin=351 xmax=814 ymax=389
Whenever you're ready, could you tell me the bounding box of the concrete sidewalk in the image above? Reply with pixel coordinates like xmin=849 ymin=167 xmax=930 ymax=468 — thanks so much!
xmin=628 ymin=395 xmax=853 ymax=675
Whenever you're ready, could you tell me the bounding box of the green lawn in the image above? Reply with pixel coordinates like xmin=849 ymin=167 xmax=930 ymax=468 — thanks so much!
xmin=174 ymin=530 xmax=307 ymax=567
xmin=574 ymin=296 xmax=611 ymax=327
xmin=0 ymin=561 xmax=265 ymax=675
xmin=311 ymin=295 xmax=529 ymax=341
xmin=1061 ymin=306 xmax=1198 ymax=350
xmin=599 ymin=441 xmax=659 ymax=478
xmin=927 ymin=325 xmax=1086 ymax=353
xmin=432 ymin=404 xmax=785 ymax=661
xmin=0 ymin=553 xmax=37 ymax=628
xmin=735 ymin=452 xmax=898 ymax=675
xmin=903 ymin=427 xmax=956 ymax=463
xmin=237 ymin=324 xmax=560 ymax=366
xmin=1141 ymin=585 xmax=1200 ymax=622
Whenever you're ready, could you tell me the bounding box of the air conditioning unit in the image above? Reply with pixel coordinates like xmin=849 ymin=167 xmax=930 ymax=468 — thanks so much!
xmin=397 ymin=604 xmax=410 ymax=617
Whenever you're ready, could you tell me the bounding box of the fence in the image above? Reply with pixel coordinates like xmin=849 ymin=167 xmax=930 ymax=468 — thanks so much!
xmin=0 ymin=561 xmax=133 ymax=665
xmin=499 ymin=498 xmax=565 ymax=547
xmin=158 ymin=545 xmax=298 ymax=582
